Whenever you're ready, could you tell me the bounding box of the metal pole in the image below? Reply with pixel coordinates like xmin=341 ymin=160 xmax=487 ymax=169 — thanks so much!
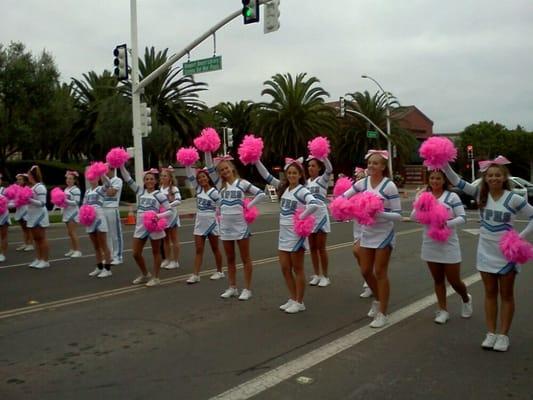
xmin=471 ymin=158 xmax=475 ymax=182
xmin=222 ymin=127 xmax=227 ymax=156
xmin=130 ymin=0 xmax=143 ymax=186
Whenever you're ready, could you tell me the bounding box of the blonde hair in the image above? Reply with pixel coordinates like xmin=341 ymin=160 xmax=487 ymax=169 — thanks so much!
xmin=217 ymin=160 xmax=239 ymax=190
xmin=28 ymin=165 xmax=43 ymax=183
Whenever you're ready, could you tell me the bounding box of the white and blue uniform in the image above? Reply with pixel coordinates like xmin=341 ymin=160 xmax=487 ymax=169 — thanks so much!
xmin=306 ymin=157 xmax=332 ymax=233
xmin=83 ymin=186 xmax=108 ymax=234
xmin=343 ymin=176 xmax=402 ymax=249
xmin=103 ymin=175 xmax=124 ymax=263
xmin=14 ymin=201 xmax=28 ymax=222
xmin=160 ymin=185 xmax=181 ymax=228
xmin=62 ymin=185 xmax=81 ymax=223
xmin=411 ymin=190 xmax=466 ymax=264
xmin=443 ymin=164 xmax=533 ymax=274
xmin=0 ymin=187 xmax=10 ymax=226
xmin=186 ymin=167 xmax=220 ymax=237
xmin=26 ymin=183 xmax=50 ymax=228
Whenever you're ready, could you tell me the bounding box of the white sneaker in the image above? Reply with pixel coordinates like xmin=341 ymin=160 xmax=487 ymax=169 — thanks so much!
xmin=24 ymin=245 xmax=34 ymax=251
xmin=97 ymin=269 xmax=112 ymax=278
xmin=186 ymin=274 xmax=200 ymax=284
xmin=370 ymin=312 xmax=388 ymax=328
xmin=64 ymin=250 xmax=74 ymax=257
xmin=160 ymin=259 xmax=170 ymax=269
xmin=132 ymin=273 xmax=152 ymax=285
xmin=434 ymin=310 xmax=450 ymax=324
xmin=481 ymin=332 xmax=498 ymax=349
xmin=318 ymin=276 xmax=331 ymax=287
xmin=220 ymin=287 xmax=239 ymax=299
xmin=0 ymin=254 xmax=5 ymax=262
xmin=70 ymin=250 xmax=82 ymax=258
xmin=16 ymin=244 xmax=26 ymax=251
xmin=145 ymin=277 xmax=161 ymax=287
xmin=359 ymin=287 xmax=373 ymax=298
xmin=493 ymin=334 xmax=510 ymax=352
xmin=89 ymin=267 xmax=102 ymax=277
xmin=29 ymin=259 xmax=39 ymax=267
xmin=110 ymin=259 xmax=123 ymax=265
xmin=34 ymin=260 xmax=50 ymax=269
xmin=210 ymin=271 xmax=225 ymax=280
xmin=238 ymin=288 xmax=252 ymax=301
xmin=285 ymin=302 xmax=306 ymax=314
xmin=164 ymin=261 xmax=179 ymax=270
xmin=367 ymin=301 xmax=380 ymax=318
xmin=279 ymin=299 xmax=295 ymax=311
xmin=309 ymin=275 xmax=321 ymax=286
xmin=461 ymin=294 xmax=473 ymax=318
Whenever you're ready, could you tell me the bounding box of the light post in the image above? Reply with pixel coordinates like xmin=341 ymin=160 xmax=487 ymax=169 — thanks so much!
xmin=361 ymin=74 xmax=393 ymax=176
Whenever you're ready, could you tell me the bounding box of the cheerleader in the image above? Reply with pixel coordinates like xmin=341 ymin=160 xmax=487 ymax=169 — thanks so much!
xmin=14 ymin=173 xmax=33 ymax=251
xmin=306 ymin=155 xmax=333 ymax=287
xmin=410 ymin=169 xmax=471 ymax=324
xmin=63 ymin=171 xmax=82 ymax=258
xmin=103 ymin=168 xmax=124 ymax=265
xmin=207 ymin=154 xmax=266 ymax=300
xmin=0 ymin=174 xmax=9 ymax=262
xmin=342 ymin=150 xmax=402 ymax=328
xmin=443 ymin=157 xmax=533 ymax=351
xmin=120 ymin=165 xmax=172 ymax=287
xmin=84 ymin=174 xmax=112 ymax=278
xmin=159 ymin=166 xmax=181 ymax=270
xmin=184 ymin=165 xmax=224 ymax=283
xmin=27 ymin=165 xmax=50 ymax=269
xmin=255 ymin=158 xmax=320 ymax=313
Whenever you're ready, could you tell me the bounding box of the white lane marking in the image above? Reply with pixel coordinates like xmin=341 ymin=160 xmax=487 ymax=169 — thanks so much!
xmin=463 ymin=228 xmax=480 ymax=235
xmin=209 ymin=273 xmax=481 ymax=400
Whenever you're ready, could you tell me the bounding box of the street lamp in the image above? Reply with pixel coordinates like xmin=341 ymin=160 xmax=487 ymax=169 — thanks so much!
xmin=361 ymin=74 xmax=393 ymax=176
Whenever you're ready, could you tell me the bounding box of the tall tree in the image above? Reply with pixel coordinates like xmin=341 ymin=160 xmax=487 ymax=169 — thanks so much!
xmin=212 ymin=100 xmax=257 ymax=155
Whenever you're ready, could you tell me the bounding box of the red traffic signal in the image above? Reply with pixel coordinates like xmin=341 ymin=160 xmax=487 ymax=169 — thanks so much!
xmin=466 ymin=145 xmax=474 ymax=160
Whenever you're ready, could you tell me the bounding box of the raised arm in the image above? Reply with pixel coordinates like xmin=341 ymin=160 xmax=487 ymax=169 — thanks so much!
xmin=204 ymin=152 xmax=220 ymax=187
xmin=254 ymin=160 xmax=280 ymax=188
xmin=316 ymin=157 xmax=333 ymax=189
xmin=119 ymin=165 xmax=141 ymax=195
xmin=442 ymin=163 xmax=478 ymax=198
xmin=185 ymin=166 xmax=200 ymax=192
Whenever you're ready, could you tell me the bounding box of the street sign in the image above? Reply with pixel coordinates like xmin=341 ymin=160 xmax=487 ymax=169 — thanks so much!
xmin=367 ymin=130 xmax=378 ymax=139
xmin=183 ymin=56 xmax=222 ymax=76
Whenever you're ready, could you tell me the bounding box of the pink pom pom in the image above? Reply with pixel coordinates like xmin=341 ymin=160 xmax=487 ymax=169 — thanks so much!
xmin=307 ymin=136 xmax=330 ymax=160
xmin=143 ymin=211 xmax=167 ymax=233
xmin=238 ymin=134 xmax=264 ymax=165
xmin=413 ymin=192 xmax=437 ymax=224
xmin=499 ymin=230 xmax=533 ymax=264
xmin=15 ymin=186 xmax=33 ymax=207
xmin=79 ymin=204 xmax=97 ymax=226
xmin=293 ymin=208 xmax=315 ymax=237
xmin=176 ymin=147 xmax=200 ymax=166
xmin=0 ymin=196 xmax=7 ymax=214
xmin=194 ymin=127 xmax=221 ymax=152
xmin=351 ymin=192 xmax=384 ymax=226
xmin=329 ymin=196 xmax=355 ymax=221
xmin=333 ymin=177 xmax=353 ymax=198
xmin=431 ymin=202 xmax=450 ymax=227
xmin=51 ymin=187 xmax=67 ymax=208
xmin=428 ymin=225 xmax=453 ymax=242
xmin=243 ymin=198 xmax=259 ymax=224
xmin=106 ymin=147 xmax=130 ymax=169
xmin=85 ymin=162 xmax=109 ymax=181
xmin=4 ymin=184 xmax=20 ymax=200
xmin=419 ymin=136 xmax=457 ymax=170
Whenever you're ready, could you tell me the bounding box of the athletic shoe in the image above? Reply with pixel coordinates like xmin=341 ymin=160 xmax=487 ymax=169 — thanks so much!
xmin=186 ymin=274 xmax=200 ymax=284
xmin=64 ymin=250 xmax=74 ymax=257
xmin=97 ymin=269 xmax=112 ymax=278
xmin=164 ymin=261 xmax=179 ymax=270
xmin=434 ymin=310 xmax=450 ymax=324
xmin=23 ymin=245 xmax=34 ymax=251
xmin=210 ymin=271 xmax=225 ymax=280
xmin=461 ymin=294 xmax=473 ymax=318
xmin=279 ymin=299 xmax=295 ymax=311
xmin=309 ymin=275 xmax=321 ymax=286
xmin=493 ymin=334 xmax=510 ymax=352
xmin=145 ymin=277 xmax=161 ymax=287
xmin=367 ymin=300 xmax=380 ymax=318
xmin=359 ymin=287 xmax=373 ymax=298
xmin=160 ymin=259 xmax=170 ymax=269
xmin=89 ymin=268 xmax=103 ymax=277
xmin=110 ymin=259 xmax=123 ymax=266
xmin=285 ymin=302 xmax=306 ymax=314
xmin=132 ymin=273 xmax=152 ymax=285
xmin=0 ymin=254 xmax=5 ymax=262
xmin=29 ymin=259 xmax=39 ymax=267
xmin=370 ymin=312 xmax=388 ymax=328
xmin=481 ymin=332 xmax=498 ymax=349
xmin=70 ymin=250 xmax=82 ymax=258
xmin=16 ymin=244 xmax=26 ymax=251
xmin=318 ymin=276 xmax=331 ymax=287
xmin=220 ymin=287 xmax=239 ymax=299
xmin=238 ymin=289 xmax=252 ymax=301
xmin=34 ymin=260 xmax=50 ymax=269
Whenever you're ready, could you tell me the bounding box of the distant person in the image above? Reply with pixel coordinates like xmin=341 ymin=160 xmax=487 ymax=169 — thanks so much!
xmin=159 ymin=166 xmax=181 ymax=270
xmin=0 ymin=173 xmax=10 ymax=262
xmin=102 ymin=167 xmax=123 ymax=266
xmin=62 ymin=171 xmax=82 ymax=258
xmin=27 ymin=165 xmax=50 ymax=269
xmin=14 ymin=173 xmax=33 ymax=252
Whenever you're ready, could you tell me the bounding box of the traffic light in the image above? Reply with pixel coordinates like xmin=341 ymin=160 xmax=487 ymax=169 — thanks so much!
xmin=242 ymin=0 xmax=259 ymax=24
xmin=227 ymin=128 xmax=234 ymax=147
xmin=339 ymin=97 xmax=346 ymax=118
xmin=113 ymin=44 xmax=128 ymax=81
xmin=140 ymin=102 xmax=152 ymax=137
xmin=467 ymin=145 xmax=474 ymax=160
xmin=264 ymin=0 xmax=280 ymax=34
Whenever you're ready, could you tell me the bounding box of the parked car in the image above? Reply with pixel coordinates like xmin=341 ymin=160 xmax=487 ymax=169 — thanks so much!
xmin=451 ymin=176 xmax=533 ymax=209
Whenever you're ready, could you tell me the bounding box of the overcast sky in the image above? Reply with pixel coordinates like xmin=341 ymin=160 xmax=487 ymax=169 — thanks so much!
xmin=2 ymin=0 xmax=533 ymax=132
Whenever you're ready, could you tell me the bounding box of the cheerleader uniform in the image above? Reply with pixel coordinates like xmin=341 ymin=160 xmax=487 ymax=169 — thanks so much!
xmin=62 ymin=185 xmax=81 ymax=223
xmin=160 ymin=185 xmax=182 ymax=228
xmin=102 ymin=174 xmax=124 ymax=264
xmin=186 ymin=167 xmax=220 ymax=237
xmin=306 ymin=157 xmax=332 ymax=233
xmin=0 ymin=188 xmax=10 ymax=226
xmin=14 ymin=203 xmax=28 ymax=223
xmin=343 ymin=176 xmax=402 ymax=248
xmin=83 ymin=186 xmax=108 ymax=234
xmin=26 ymin=183 xmax=50 ymax=228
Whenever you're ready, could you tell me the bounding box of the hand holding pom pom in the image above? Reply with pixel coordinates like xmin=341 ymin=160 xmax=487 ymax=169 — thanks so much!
xmin=15 ymin=186 xmax=33 ymax=208
xmin=143 ymin=211 xmax=167 ymax=233
xmin=351 ymin=192 xmax=384 ymax=225
xmin=293 ymin=208 xmax=315 ymax=237
xmin=238 ymin=135 xmax=264 ymax=165
xmin=243 ymin=198 xmax=259 ymax=224
xmin=106 ymin=147 xmax=130 ymax=169
xmin=176 ymin=147 xmax=200 ymax=166
xmin=4 ymin=184 xmax=20 ymax=201
xmin=419 ymin=136 xmax=457 ymax=170
xmin=79 ymin=205 xmax=97 ymax=226
xmin=194 ymin=127 xmax=221 ymax=152
xmin=329 ymin=196 xmax=355 ymax=221
xmin=413 ymin=192 xmax=437 ymax=225
xmin=51 ymin=187 xmax=67 ymax=208
xmin=85 ymin=162 xmax=109 ymax=181
xmin=307 ymin=136 xmax=330 ymax=160
xmin=499 ymin=230 xmax=533 ymax=264
xmin=333 ymin=177 xmax=353 ymax=198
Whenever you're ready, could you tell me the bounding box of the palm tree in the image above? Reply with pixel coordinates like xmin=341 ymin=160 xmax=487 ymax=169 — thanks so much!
xmin=256 ymin=73 xmax=337 ymax=164
xmin=212 ymin=100 xmax=257 ymax=154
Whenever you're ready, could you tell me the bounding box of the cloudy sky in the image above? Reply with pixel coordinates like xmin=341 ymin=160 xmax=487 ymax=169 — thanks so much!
xmin=2 ymin=0 xmax=533 ymax=132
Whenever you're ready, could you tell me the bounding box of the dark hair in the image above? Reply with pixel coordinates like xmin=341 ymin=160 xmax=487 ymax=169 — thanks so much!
xmin=144 ymin=172 xmax=160 ymax=190
xmin=196 ymin=170 xmax=215 ymax=189
xmin=478 ymin=164 xmax=511 ymax=209
xmin=66 ymin=173 xmax=79 ymax=186
xmin=307 ymin=158 xmax=325 ymax=176
xmin=277 ymin=163 xmax=306 ymax=199
xmin=425 ymin=169 xmax=450 ymax=192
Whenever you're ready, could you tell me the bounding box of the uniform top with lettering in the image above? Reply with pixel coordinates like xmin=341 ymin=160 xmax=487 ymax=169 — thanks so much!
xmin=186 ymin=167 xmax=220 ymax=215
xmin=126 ymin=178 xmax=170 ymax=214
xmin=83 ymin=186 xmax=107 ymax=208
xmin=102 ymin=175 xmax=123 ymax=208
xmin=306 ymin=157 xmax=333 ymax=204
xmin=65 ymin=185 xmax=82 ymax=207
xmin=279 ymin=184 xmax=320 ymax=226
xmin=219 ymin=179 xmax=263 ymax=215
